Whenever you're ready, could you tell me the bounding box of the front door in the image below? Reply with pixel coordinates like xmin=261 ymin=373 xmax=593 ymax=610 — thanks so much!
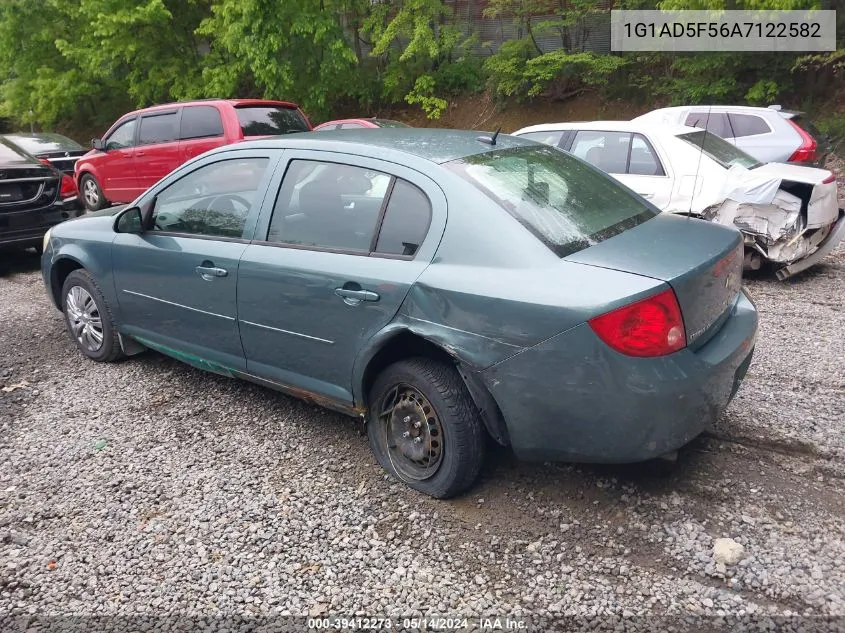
xmin=112 ymin=154 xmax=275 ymax=371
xmin=237 ymin=152 xmax=445 ymax=405
xmin=99 ymin=117 xmax=140 ymax=203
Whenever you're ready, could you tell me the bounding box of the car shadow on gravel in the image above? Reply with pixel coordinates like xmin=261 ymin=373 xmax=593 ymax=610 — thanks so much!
xmin=0 ymin=248 xmax=41 ymax=277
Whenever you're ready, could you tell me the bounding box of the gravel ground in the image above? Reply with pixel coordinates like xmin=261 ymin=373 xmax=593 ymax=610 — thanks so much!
xmin=1 ymin=236 xmax=844 ymax=630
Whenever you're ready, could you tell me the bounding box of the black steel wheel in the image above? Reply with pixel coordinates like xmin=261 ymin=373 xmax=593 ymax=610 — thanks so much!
xmin=368 ymin=357 xmax=485 ymax=498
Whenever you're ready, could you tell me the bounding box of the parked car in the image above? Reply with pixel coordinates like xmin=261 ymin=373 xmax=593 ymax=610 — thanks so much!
xmin=1 ymin=132 xmax=83 ymax=208
xmin=512 ymin=121 xmax=844 ymax=279
xmin=313 ymin=118 xmax=410 ymax=131
xmin=42 ymin=129 xmax=757 ymax=498
xmin=74 ymin=99 xmax=313 ymax=212
xmin=632 ymin=105 xmax=829 ymax=166
xmin=0 ymin=137 xmax=83 ymax=251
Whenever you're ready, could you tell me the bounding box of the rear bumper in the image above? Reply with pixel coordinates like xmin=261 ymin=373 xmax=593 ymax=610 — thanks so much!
xmin=776 ymin=209 xmax=845 ymax=280
xmin=0 ymin=201 xmax=80 ymax=247
xmin=481 ymin=291 xmax=758 ymax=463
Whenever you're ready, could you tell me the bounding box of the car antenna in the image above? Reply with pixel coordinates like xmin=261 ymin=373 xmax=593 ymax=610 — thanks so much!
xmin=688 ymin=105 xmax=711 ymax=220
xmin=477 ymin=126 xmax=502 ymax=146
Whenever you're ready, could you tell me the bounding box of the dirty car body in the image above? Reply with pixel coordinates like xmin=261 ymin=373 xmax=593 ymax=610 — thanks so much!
xmin=512 ymin=121 xmax=844 ymax=279
xmin=41 ymin=129 xmax=758 ymax=496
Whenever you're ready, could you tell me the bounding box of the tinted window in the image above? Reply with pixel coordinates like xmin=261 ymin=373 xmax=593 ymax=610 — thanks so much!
xmin=236 ymin=106 xmax=309 ymax=136
xmin=151 ymin=157 xmax=269 ymax=238
xmin=139 ymin=112 xmax=178 ymax=145
xmin=180 ymin=106 xmax=224 ymax=140
xmin=571 ymin=131 xmax=630 ymax=173
xmin=105 ymin=119 xmax=136 ymax=150
xmin=375 ymin=180 xmax=431 ymax=257
xmin=519 ymin=131 xmax=564 ymax=147
xmin=447 ymin=146 xmax=658 ymax=258
xmin=685 ymin=112 xmax=732 ymax=138
xmin=678 ymin=130 xmax=762 ymax=170
xmin=628 ymin=134 xmax=665 ymax=176
xmin=728 ymin=113 xmax=770 ymax=137
xmin=267 ymin=160 xmax=391 ymax=252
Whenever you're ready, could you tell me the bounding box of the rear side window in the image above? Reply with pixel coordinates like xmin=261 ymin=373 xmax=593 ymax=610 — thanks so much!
xmin=180 ymin=106 xmax=224 ymax=140
xmin=519 ymin=131 xmax=564 ymax=147
xmin=374 ymin=180 xmax=431 ymax=257
xmin=339 ymin=123 xmax=364 ymax=129
xmin=629 ymin=134 xmax=665 ymax=176
xmin=236 ymin=106 xmax=310 ymax=136
xmin=685 ymin=112 xmax=732 ymax=138
xmin=570 ymin=131 xmax=630 ymax=173
xmin=139 ymin=112 xmax=178 ymax=145
xmin=728 ymin=113 xmax=770 ymax=137
xmin=447 ymin=146 xmax=658 ymax=258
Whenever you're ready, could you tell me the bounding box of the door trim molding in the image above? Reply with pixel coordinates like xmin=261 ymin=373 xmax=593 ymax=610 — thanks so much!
xmin=239 ymin=319 xmax=334 ymax=345
xmin=122 ymin=289 xmax=235 ymax=321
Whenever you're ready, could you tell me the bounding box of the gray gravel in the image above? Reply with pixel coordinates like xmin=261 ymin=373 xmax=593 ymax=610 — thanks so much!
xmin=1 ymin=237 xmax=843 ymax=631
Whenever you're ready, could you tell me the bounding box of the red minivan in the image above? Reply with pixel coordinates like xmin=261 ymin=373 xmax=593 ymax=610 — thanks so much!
xmin=75 ymin=99 xmax=312 ymax=211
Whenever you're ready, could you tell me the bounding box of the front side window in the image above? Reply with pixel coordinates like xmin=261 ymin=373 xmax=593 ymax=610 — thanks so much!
xmin=519 ymin=131 xmax=564 ymax=147
xmin=266 ymin=160 xmax=391 ymax=252
xmin=151 ymin=157 xmax=270 ymax=239
xmin=236 ymin=106 xmax=310 ymax=136
xmin=105 ymin=119 xmax=137 ymax=151
xmin=139 ymin=112 xmax=178 ymax=145
xmin=678 ymin=130 xmax=762 ymax=170
xmin=570 ymin=131 xmax=631 ymax=174
xmin=447 ymin=146 xmax=658 ymax=258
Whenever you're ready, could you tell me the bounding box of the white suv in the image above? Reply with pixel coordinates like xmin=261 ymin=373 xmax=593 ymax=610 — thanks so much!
xmin=633 ymin=105 xmax=828 ymax=166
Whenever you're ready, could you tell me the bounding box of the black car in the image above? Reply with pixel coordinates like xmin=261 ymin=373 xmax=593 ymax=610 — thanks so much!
xmin=0 ymin=137 xmax=82 ymax=251
xmin=1 ymin=132 xmax=87 ymax=176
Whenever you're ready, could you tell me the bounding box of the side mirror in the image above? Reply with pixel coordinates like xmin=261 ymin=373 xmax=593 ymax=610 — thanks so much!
xmin=92 ymin=138 xmax=105 ymax=151
xmin=115 ymin=207 xmax=143 ymax=234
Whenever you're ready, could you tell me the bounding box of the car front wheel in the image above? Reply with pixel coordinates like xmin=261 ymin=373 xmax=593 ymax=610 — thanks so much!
xmin=80 ymin=174 xmax=107 ymax=211
xmin=368 ymin=357 xmax=486 ymax=498
xmin=61 ymin=269 xmax=124 ymax=362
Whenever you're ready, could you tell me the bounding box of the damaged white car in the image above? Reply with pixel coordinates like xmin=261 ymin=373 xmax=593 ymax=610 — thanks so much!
xmin=511 ymin=121 xmax=845 ymax=279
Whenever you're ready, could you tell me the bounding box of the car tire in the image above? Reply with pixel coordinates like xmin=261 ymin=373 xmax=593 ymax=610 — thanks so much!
xmin=368 ymin=357 xmax=486 ymax=498
xmin=61 ymin=269 xmax=124 ymax=362
xmin=79 ymin=174 xmax=107 ymax=212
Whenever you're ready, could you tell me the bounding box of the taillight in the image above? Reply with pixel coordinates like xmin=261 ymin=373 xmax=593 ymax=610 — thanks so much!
xmin=60 ymin=174 xmax=77 ymax=198
xmin=588 ymin=289 xmax=686 ymax=358
xmin=787 ymin=120 xmax=817 ymax=163
xmin=822 ymin=172 xmax=836 ymax=185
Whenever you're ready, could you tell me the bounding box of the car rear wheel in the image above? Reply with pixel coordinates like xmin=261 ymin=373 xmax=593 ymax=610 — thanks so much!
xmin=61 ymin=269 xmax=124 ymax=362
xmin=80 ymin=174 xmax=107 ymax=211
xmin=368 ymin=358 xmax=486 ymax=498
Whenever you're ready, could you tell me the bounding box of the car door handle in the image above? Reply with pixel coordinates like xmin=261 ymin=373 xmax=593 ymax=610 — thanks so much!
xmin=136 ymin=151 xmax=145 ymax=157
xmin=196 ymin=264 xmax=228 ymax=281
xmin=335 ymin=288 xmax=380 ymax=304
xmin=637 ymin=192 xmax=654 ymax=199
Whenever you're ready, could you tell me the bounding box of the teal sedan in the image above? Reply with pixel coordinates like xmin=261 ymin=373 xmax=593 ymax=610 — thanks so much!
xmin=41 ymin=129 xmax=758 ymax=498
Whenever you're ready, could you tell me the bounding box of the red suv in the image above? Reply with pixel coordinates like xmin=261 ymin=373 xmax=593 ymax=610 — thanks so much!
xmin=75 ymin=99 xmax=312 ymax=211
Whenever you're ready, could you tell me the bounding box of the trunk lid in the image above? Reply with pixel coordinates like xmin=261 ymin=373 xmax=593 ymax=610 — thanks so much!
xmin=566 ymin=213 xmax=743 ymax=348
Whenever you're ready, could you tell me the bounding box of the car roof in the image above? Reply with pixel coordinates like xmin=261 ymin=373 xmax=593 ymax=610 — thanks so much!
xmin=639 ymin=105 xmax=797 ymax=118
xmin=125 ymin=98 xmax=301 ymax=116
xmin=233 ymin=128 xmax=538 ymax=164
xmin=513 ymin=120 xmax=699 ymax=136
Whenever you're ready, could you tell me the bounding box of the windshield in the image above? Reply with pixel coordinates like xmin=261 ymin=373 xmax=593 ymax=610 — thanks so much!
xmin=678 ymin=130 xmax=762 ymax=170
xmin=447 ymin=146 xmax=659 ymax=258
xmin=236 ymin=106 xmax=310 ymax=136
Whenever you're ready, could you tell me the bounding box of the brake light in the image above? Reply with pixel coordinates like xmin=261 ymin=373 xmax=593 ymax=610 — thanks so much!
xmin=822 ymin=172 xmax=836 ymax=185
xmin=588 ymin=289 xmax=686 ymax=357
xmin=787 ymin=120 xmax=818 ymax=163
xmin=60 ymin=174 xmax=77 ymax=198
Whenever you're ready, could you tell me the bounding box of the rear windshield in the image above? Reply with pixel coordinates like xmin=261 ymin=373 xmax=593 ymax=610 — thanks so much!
xmin=447 ymin=146 xmax=659 ymax=258
xmin=5 ymin=134 xmax=84 ymax=154
xmin=678 ymin=130 xmax=762 ymax=170
xmin=236 ymin=106 xmax=310 ymax=136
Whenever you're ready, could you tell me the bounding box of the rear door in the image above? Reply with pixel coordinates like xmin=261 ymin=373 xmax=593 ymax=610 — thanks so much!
xmin=136 ymin=109 xmax=181 ymax=192
xmin=113 ymin=152 xmax=277 ymax=370
xmin=237 ymin=151 xmax=445 ymax=404
xmin=179 ymin=105 xmax=227 ymax=163
xmin=99 ymin=117 xmax=140 ymax=202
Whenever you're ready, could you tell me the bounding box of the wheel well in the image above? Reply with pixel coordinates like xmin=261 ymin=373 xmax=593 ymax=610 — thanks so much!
xmin=361 ymin=332 xmax=510 ymax=446
xmin=50 ymin=258 xmax=84 ymax=309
